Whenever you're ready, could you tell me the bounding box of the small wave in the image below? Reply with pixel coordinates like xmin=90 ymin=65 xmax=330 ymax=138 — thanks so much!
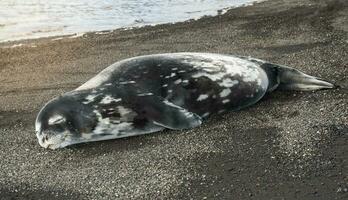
xmin=1 ymin=43 xmax=38 ymax=48
xmin=11 ymin=44 xmax=24 ymax=48
xmin=68 ymin=33 xmax=85 ymax=38
xmin=95 ymin=31 xmax=112 ymax=35
xmin=32 ymin=27 xmax=64 ymax=34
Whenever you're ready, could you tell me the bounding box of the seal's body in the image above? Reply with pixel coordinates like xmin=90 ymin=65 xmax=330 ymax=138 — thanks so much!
xmin=35 ymin=53 xmax=335 ymax=149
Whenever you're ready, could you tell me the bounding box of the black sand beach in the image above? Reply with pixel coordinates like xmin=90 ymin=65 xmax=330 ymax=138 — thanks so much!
xmin=0 ymin=0 xmax=347 ymax=199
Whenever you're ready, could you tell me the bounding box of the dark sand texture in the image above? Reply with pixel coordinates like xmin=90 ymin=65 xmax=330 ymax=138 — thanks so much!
xmin=0 ymin=0 xmax=347 ymax=199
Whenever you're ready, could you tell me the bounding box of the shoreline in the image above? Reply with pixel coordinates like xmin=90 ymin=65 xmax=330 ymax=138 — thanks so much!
xmin=0 ymin=0 xmax=266 ymax=45
xmin=0 ymin=0 xmax=347 ymax=199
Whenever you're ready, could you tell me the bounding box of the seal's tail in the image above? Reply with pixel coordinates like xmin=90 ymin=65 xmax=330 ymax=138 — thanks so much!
xmin=260 ymin=63 xmax=336 ymax=92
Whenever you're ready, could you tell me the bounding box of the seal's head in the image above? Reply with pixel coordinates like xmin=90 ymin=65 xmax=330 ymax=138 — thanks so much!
xmin=35 ymin=96 xmax=98 ymax=149
xmin=35 ymin=92 xmax=160 ymax=149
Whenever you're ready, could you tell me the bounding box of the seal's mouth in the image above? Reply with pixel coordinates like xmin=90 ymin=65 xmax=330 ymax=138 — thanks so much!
xmin=40 ymin=141 xmax=64 ymax=149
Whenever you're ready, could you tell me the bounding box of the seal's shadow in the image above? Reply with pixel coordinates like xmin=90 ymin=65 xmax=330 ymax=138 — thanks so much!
xmin=66 ymin=128 xmax=173 ymax=156
xmin=260 ymin=90 xmax=305 ymax=103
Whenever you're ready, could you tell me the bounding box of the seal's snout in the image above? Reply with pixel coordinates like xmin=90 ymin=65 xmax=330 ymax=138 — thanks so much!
xmin=35 ymin=94 xmax=100 ymax=149
xmin=36 ymin=132 xmax=61 ymax=149
xmin=36 ymin=116 xmax=66 ymax=150
xmin=36 ymin=130 xmax=65 ymax=149
xmin=35 ymin=96 xmax=80 ymax=149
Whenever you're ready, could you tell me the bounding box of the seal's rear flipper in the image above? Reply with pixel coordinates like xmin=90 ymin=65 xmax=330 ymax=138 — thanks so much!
xmin=261 ymin=63 xmax=336 ymax=91
xmin=134 ymin=96 xmax=202 ymax=130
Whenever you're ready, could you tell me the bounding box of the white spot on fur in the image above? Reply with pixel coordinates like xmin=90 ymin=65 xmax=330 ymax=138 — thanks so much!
xmin=119 ymin=81 xmax=135 ymax=84
xmin=174 ymin=79 xmax=182 ymax=84
xmin=197 ymin=94 xmax=209 ymax=101
xmin=83 ymin=94 xmax=99 ymax=104
xmin=48 ymin=115 xmax=65 ymax=125
xmin=202 ymin=112 xmax=210 ymax=118
xmin=220 ymin=89 xmax=231 ymax=98
xmin=222 ymin=99 xmax=230 ymax=104
xmin=137 ymin=93 xmax=153 ymax=96
xmin=220 ymin=78 xmax=239 ymax=87
xmin=162 ymin=84 xmax=168 ymax=87
xmin=100 ymin=95 xmax=122 ymax=104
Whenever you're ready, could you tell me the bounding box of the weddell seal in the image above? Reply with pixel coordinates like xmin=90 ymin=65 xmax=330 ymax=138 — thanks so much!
xmin=35 ymin=53 xmax=335 ymax=149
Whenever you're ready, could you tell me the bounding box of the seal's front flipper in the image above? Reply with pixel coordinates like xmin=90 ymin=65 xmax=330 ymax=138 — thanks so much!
xmin=134 ymin=96 xmax=202 ymax=130
xmin=261 ymin=63 xmax=336 ymax=91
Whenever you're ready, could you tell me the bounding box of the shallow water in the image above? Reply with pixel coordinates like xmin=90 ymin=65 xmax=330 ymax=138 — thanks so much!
xmin=0 ymin=0 xmax=260 ymax=42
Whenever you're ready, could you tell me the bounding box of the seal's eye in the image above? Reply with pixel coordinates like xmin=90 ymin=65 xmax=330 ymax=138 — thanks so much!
xmin=51 ymin=124 xmax=65 ymax=132
xmin=48 ymin=115 xmax=66 ymax=125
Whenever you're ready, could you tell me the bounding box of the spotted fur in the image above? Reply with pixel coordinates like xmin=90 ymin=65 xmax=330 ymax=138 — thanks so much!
xmin=35 ymin=53 xmax=335 ymax=149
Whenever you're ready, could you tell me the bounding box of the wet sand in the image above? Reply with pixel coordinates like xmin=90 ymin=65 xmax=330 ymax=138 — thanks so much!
xmin=0 ymin=0 xmax=347 ymax=199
